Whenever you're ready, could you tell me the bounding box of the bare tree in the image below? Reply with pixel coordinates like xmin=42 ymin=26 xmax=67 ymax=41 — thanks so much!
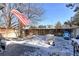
xmin=55 ymin=21 xmax=62 ymax=29
xmin=0 ymin=3 xmax=44 ymax=37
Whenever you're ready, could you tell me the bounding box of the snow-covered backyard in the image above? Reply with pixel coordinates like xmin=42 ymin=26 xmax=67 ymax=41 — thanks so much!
xmin=0 ymin=35 xmax=75 ymax=56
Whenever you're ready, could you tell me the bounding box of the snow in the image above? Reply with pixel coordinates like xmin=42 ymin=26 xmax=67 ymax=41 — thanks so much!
xmin=6 ymin=34 xmax=54 ymax=48
xmin=5 ymin=34 xmax=74 ymax=56
xmin=72 ymin=38 xmax=79 ymax=45
xmin=6 ymin=41 xmax=25 ymax=45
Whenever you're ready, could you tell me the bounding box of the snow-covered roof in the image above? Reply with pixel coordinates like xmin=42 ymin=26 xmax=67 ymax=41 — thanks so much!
xmin=23 ymin=25 xmax=79 ymax=29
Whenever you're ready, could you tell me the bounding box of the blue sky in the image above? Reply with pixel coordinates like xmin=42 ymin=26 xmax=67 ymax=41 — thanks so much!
xmin=38 ymin=3 xmax=75 ymax=26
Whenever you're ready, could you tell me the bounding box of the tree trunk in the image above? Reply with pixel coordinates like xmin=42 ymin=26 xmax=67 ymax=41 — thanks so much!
xmin=19 ymin=21 xmax=23 ymax=38
xmin=7 ymin=13 xmax=12 ymax=29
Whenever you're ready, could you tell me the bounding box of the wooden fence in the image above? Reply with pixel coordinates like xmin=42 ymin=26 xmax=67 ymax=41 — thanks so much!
xmin=24 ymin=29 xmax=72 ymax=36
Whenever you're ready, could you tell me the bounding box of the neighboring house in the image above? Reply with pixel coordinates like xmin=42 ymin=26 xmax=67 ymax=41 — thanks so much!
xmin=62 ymin=24 xmax=79 ymax=38
xmin=24 ymin=25 xmax=79 ymax=38
xmin=23 ymin=28 xmax=72 ymax=36
xmin=72 ymin=27 xmax=79 ymax=38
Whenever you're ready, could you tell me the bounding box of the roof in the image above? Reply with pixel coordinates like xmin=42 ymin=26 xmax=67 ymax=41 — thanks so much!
xmin=24 ymin=26 xmax=79 ymax=30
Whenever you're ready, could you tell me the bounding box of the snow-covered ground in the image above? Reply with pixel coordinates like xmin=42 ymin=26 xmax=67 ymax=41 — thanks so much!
xmin=2 ymin=34 xmax=75 ymax=56
xmin=6 ymin=34 xmax=55 ymax=48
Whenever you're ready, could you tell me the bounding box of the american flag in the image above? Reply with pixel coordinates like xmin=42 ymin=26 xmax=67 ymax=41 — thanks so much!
xmin=11 ymin=9 xmax=31 ymax=26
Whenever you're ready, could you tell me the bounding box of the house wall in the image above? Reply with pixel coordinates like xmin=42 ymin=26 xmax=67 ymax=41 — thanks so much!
xmin=72 ymin=28 xmax=79 ymax=37
xmin=69 ymin=27 xmax=79 ymax=38
xmin=0 ymin=28 xmax=18 ymax=38
xmin=76 ymin=28 xmax=79 ymax=36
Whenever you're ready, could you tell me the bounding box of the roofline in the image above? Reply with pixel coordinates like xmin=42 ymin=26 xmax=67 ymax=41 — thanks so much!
xmin=24 ymin=26 xmax=79 ymax=30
